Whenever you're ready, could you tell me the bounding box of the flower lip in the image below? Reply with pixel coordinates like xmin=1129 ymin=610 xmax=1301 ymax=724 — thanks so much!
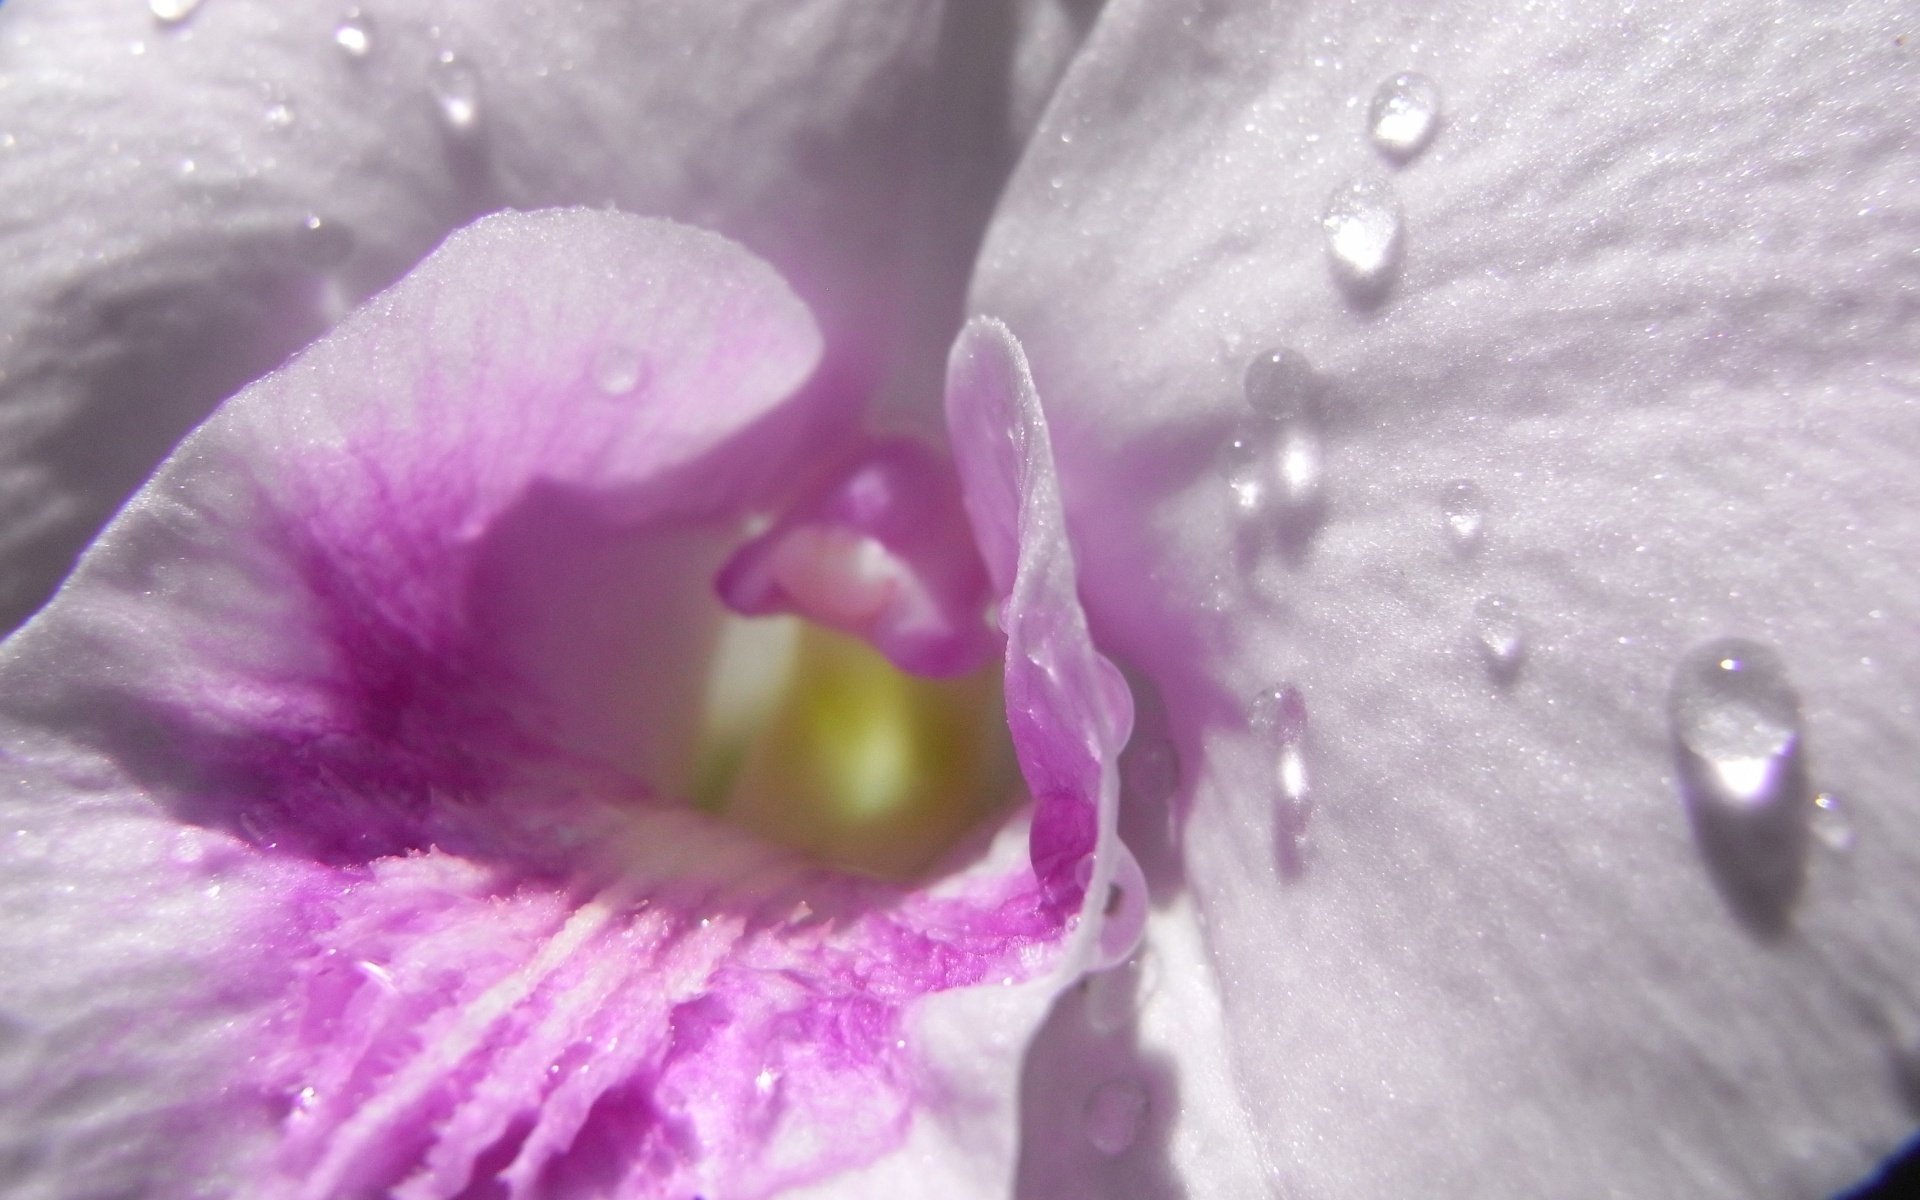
xmin=0 ymin=211 xmax=1139 ymax=1197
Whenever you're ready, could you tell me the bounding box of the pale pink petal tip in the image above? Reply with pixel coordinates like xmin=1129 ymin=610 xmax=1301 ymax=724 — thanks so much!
xmin=714 ymin=439 xmax=996 ymax=677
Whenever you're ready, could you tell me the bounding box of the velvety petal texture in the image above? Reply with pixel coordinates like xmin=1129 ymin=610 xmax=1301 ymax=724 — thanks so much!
xmin=0 ymin=211 xmax=1129 ymax=1198
xmin=974 ymin=0 xmax=1920 ymax=1196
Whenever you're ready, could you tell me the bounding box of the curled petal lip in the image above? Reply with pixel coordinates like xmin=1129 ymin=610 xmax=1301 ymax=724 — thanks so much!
xmin=0 ymin=211 xmax=1135 ymax=1198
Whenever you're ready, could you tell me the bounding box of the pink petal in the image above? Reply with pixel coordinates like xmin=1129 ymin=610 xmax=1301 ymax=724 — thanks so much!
xmin=0 ymin=211 xmax=1130 ymax=1198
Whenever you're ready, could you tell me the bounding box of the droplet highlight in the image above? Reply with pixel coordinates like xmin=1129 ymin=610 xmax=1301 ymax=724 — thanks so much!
xmin=430 ymin=50 xmax=481 ymax=135
xmin=1227 ymin=349 xmax=1330 ymax=549
xmin=592 ymin=344 xmax=644 ymax=396
xmin=1470 ymin=594 xmax=1526 ymax=683
xmin=1439 ymin=479 xmax=1485 ymax=554
xmin=1083 ymin=1077 xmax=1148 ymax=1156
xmin=1321 ymin=177 xmax=1405 ymax=302
xmin=1809 ymin=791 xmax=1854 ymax=853
xmin=1668 ymin=637 xmax=1811 ymax=932
xmin=1252 ymin=684 xmax=1312 ymax=876
xmin=149 ymin=0 xmax=203 ymax=27
xmin=1367 ymin=72 xmax=1442 ymax=161
xmin=334 ymin=9 xmax=373 ymax=59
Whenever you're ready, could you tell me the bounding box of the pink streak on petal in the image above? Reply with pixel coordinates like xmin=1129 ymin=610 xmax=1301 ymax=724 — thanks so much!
xmin=715 ymin=438 xmax=996 ymax=677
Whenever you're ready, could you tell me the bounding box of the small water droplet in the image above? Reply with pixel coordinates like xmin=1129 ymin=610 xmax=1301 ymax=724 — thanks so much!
xmin=1242 ymin=347 xmax=1325 ymax=422
xmin=1470 ymin=594 xmax=1526 ymax=682
xmin=592 ymin=344 xmax=644 ymax=396
xmin=264 ymin=102 xmax=295 ymax=130
xmin=298 ymin=214 xmax=355 ymax=268
xmin=1083 ymin=1077 xmax=1148 ymax=1156
xmin=1321 ymin=177 xmax=1405 ymax=301
xmin=149 ymin=0 xmax=203 ymax=27
xmin=430 ymin=50 xmax=482 ymax=134
xmin=1252 ymin=685 xmax=1313 ymax=874
xmin=1810 ymin=791 xmax=1854 ymax=853
xmin=1668 ymin=637 xmax=1811 ymax=931
xmin=1367 ymin=72 xmax=1442 ymax=160
xmin=1439 ymin=479 xmax=1485 ymax=553
xmin=334 ymin=9 xmax=373 ymax=59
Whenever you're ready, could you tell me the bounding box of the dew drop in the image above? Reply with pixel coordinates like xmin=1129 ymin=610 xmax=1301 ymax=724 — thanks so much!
xmin=1470 ymin=594 xmax=1526 ymax=682
xmin=1439 ymin=479 xmax=1485 ymax=554
xmin=430 ymin=50 xmax=481 ymax=134
xmin=334 ymin=9 xmax=373 ymax=59
xmin=1226 ymin=350 xmax=1329 ymax=543
xmin=149 ymin=0 xmax=203 ymax=28
xmin=264 ymin=102 xmax=295 ymax=131
xmin=592 ymin=343 xmax=644 ymax=396
xmin=1083 ymin=1077 xmax=1148 ymax=1156
xmin=1252 ymin=685 xmax=1313 ymax=874
xmin=1321 ymin=177 xmax=1405 ymax=301
xmin=1668 ymin=637 xmax=1811 ymax=931
xmin=298 ymin=214 xmax=355 ymax=268
xmin=1810 ymin=791 xmax=1854 ymax=854
xmin=1242 ymin=346 xmax=1324 ymax=423
xmin=1367 ymin=72 xmax=1442 ymax=161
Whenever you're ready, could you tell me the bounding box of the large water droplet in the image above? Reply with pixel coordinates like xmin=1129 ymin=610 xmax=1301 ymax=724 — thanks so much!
xmin=1252 ymin=685 xmax=1312 ymax=876
xmin=1367 ymin=72 xmax=1442 ymax=161
xmin=1668 ymin=637 xmax=1811 ymax=932
xmin=431 ymin=50 xmax=482 ymax=134
xmin=1322 ymin=177 xmax=1405 ymax=302
xmin=149 ymin=0 xmax=203 ymax=27
xmin=1470 ymin=594 xmax=1526 ymax=683
xmin=334 ymin=9 xmax=373 ymax=59
xmin=1439 ymin=479 xmax=1485 ymax=554
xmin=1083 ymin=1077 xmax=1148 ymax=1156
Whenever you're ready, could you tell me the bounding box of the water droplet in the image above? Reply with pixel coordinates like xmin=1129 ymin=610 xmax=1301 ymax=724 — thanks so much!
xmin=264 ymin=102 xmax=295 ymax=131
xmin=1470 ymin=594 xmax=1526 ymax=682
xmin=1228 ymin=416 xmax=1320 ymax=533
xmin=149 ymin=0 xmax=203 ymax=27
xmin=1367 ymin=72 xmax=1442 ymax=160
xmin=430 ymin=50 xmax=481 ymax=134
xmin=298 ymin=215 xmax=355 ymax=268
xmin=1321 ymin=177 xmax=1405 ymax=301
xmin=1668 ymin=637 xmax=1810 ymax=932
xmin=334 ymin=9 xmax=373 ymax=59
xmin=1242 ymin=347 xmax=1325 ymax=422
xmin=1439 ymin=479 xmax=1485 ymax=553
xmin=1252 ymin=685 xmax=1313 ymax=874
xmin=1810 ymin=791 xmax=1854 ymax=853
xmin=1083 ymin=1077 xmax=1148 ymax=1155
xmin=592 ymin=343 xmax=644 ymax=396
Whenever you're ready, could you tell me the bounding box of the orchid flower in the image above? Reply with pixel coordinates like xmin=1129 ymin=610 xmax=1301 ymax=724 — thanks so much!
xmin=1 ymin=2 xmax=1917 ymax=1200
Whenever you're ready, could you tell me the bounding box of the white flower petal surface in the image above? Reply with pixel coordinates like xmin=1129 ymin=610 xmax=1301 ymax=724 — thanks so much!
xmin=975 ymin=1 xmax=1920 ymax=1196
xmin=0 ymin=0 xmax=1095 ymax=631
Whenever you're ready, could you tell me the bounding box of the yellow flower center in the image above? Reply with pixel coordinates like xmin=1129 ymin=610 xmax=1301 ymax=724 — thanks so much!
xmin=691 ymin=615 xmax=1016 ymax=881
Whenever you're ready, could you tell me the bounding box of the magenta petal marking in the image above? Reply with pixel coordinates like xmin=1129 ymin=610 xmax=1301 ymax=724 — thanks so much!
xmin=0 ymin=218 xmax=1134 ymax=1197
xmin=715 ymin=438 xmax=996 ymax=677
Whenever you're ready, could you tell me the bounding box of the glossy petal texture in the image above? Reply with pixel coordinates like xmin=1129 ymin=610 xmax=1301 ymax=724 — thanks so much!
xmin=977 ymin=1 xmax=1920 ymax=1197
xmin=0 ymin=211 xmax=1128 ymax=1198
xmin=0 ymin=0 xmax=1100 ymax=631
